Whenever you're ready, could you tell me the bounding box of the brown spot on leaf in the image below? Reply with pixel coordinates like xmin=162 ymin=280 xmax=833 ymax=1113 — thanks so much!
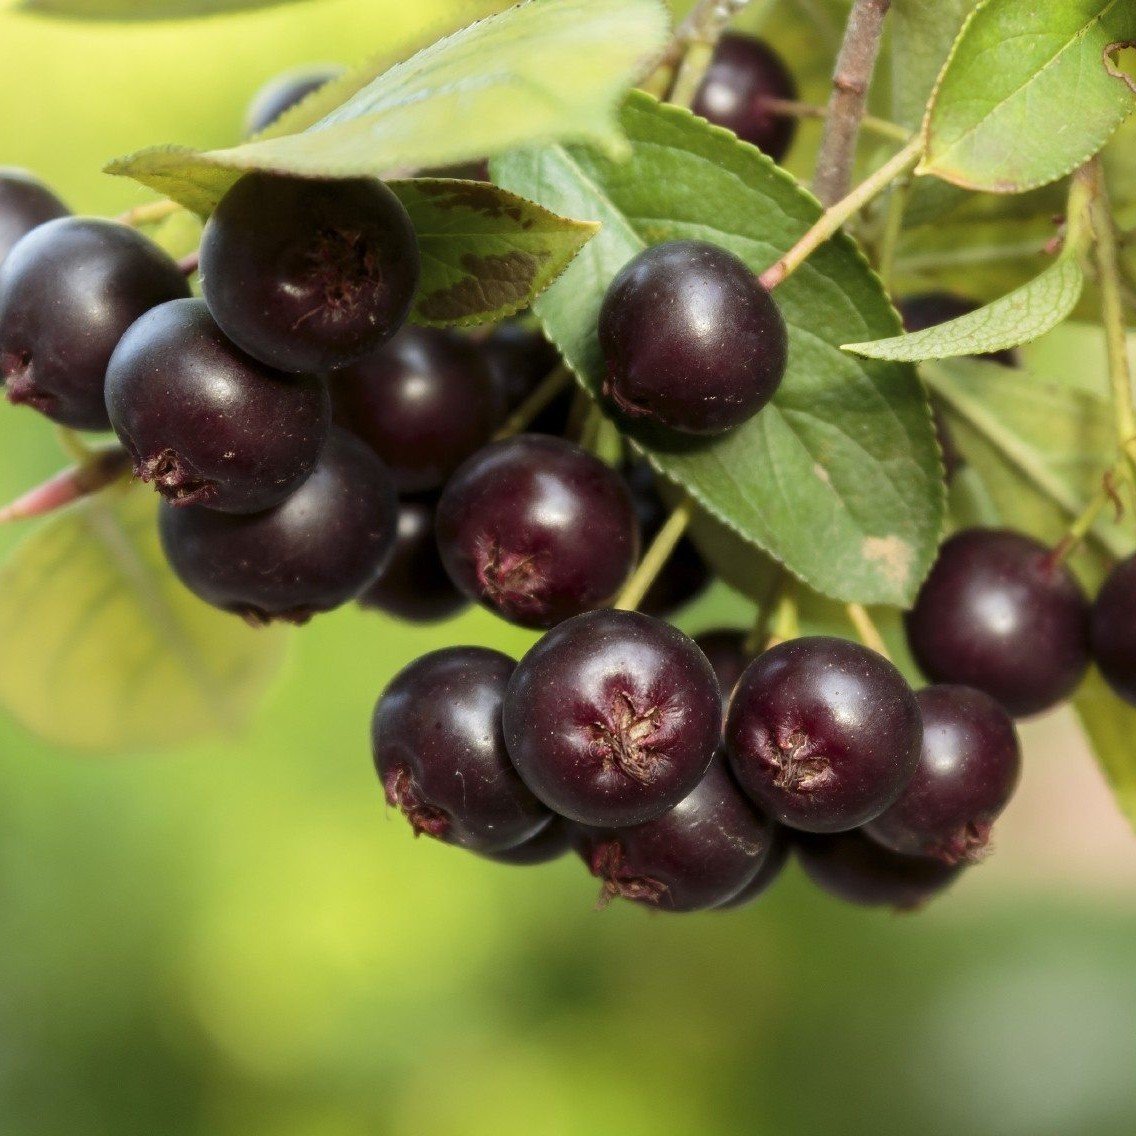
xmin=415 ymin=251 xmax=538 ymax=322
xmin=413 ymin=179 xmax=525 ymax=224
xmin=862 ymin=535 xmax=914 ymax=590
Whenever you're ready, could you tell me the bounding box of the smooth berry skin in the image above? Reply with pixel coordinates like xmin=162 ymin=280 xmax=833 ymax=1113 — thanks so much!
xmin=576 ymin=757 xmax=776 ymax=912
xmin=200 ymin=173 xmax=420 ymax=375
xmin=436 ymin=435 xmax=639 ymax=629
xmin=865 ymin=685 xmax=1021 ymax=864
xmin=714 ymin=825 xmax=790 ymax=909
xmin=106 ymin=299 xmax=330 ymax=513
xmin=358 ymin=498 xmax=469 ymax=624
xmin=481 ymin=320 xmax=560 ymax=409
xmin=795 ymin=830 xmax=963 ymax=911
xmin=0 ymin=217 xmax=189 ymax=430
xmin=725 ymin=637 xmax=922 ymax=834
xmin=898 ymin=293 xmax=1017 ymax=368
xmin=0 ymin=168 xmax=69 ymax=266
xmin=502 ymin=609 xmax=722 ymax=827
xmin=694 ymin=629 xmax=751 ymax=707
xmin=691 ymin=33 xmax=797 ymax=162
xmin=244 ymin=65 xmax=343 ymax=136
xmin=1090 ymin=553 xmax=1136 ymax=706
xmin=599 ymin=241 xmax=788 ymax=436
xmin=159 ymin=427 xmax=397 ymax=625
xmin=905 ymin=529 xmax=1091 ymax=718
xmin=480 ymin=817 xmax=575 ymax=867
xmin=372 ymin=647 xmax=550 ymax=854
xmin=332 ymin=327 xmax=505 ymax=495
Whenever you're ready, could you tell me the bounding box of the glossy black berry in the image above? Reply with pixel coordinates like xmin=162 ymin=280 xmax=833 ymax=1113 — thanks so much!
xmin=1090 ymin=553 xmax=1136 ymax=706
xmin=332 ymin=327 xmax=505 ymax=495
xmin=244 ymin=65 xmax=343 ymax=136
xmin=200 ymin=173 xmax=419 ymax=374
xmin=624 ymin=461 xmax=711 ymax=617
xmin=715 ymin=825 xmax=790 ymax=909
xmin=372 ymin=647 xmax=550 ymax=853
xmin=106 ymin=298 xmax=330 ymax=513
xmin=159 ymin=427 xmax=397 ymax=624
xmin=0 ymin=168 xmax=69 ymax=266
xmin=691 ymin=33 xmax=798 ymax=162
xmin=725 ymin=637 xmax=922 ymax=833
xmin=865 ymin=685 xmax=1021 ymax=864
xmin=576 ymin=757 xmax=776 ymax=912
xmin=599 ymin=241 xmax=787 ymax=435
xmin=436 ymin=435 xmax=639 ymax=629
xmin=795 ymin=830 xmax=963 ymax=911
xmin=905 ymin=528 xmax=1091 ymax=718
xmin=480 ymin=817 xmax=575 ymax=867
xmin=481 ymin=320 xmax=560 ymax=409
xmin=0 ymin=217 xmax=189 ymax=430
xmin=358 ymin=498 xmax=469 ymax=624
xmin=898 ymin=292 xmax=1017 ymax=368
xmin=694 ymin=629 xmax=752 ymax=707
xmin=502 ymin=609 xmax=722 ymax=827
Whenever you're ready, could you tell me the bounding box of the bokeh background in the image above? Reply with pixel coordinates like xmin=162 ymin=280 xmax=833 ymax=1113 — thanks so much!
xmin=1 ymin=1 xmax=1135 ymax=1133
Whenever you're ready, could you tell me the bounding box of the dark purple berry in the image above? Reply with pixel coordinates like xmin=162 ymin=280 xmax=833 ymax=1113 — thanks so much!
xmin=1090 ymin=553 xmax=1136 ymax=705
xmin=436 ymin=435 xmax=639 ymax=629
xmin=0 ymin=217 xmax=190 ymax=430
xmin=358 ymin=498 xmax=469 ymax=624
xmin=502 ymin=609 xmax=722 ymax=827
xmin=714 ymin=825 xmax=790 ymax=909
xmin=865 ymin=685 xmax=1021 ymax=864
xmin=905 ymin=528 xmax=1090 ymax=718
xmin=898 ymin=293 xmax=1017 ymax=368
xmin=200 ymin=173 xmax=419 ymax=374
xmin=244 ymin=65 xmax=343 ymax=136
xmin=725 ymin=637 xmax=922 ymax=833
xmin=481 ymin=320 xmax=560 ymax=409
xmin=372 ymin=647 xmax=550 ymax=853
xmin=576 ymin=757 xmax=777 ymax=912
xmin=694 ymin=629 xmax=752 ymax=707
xmin=159 ymin=427 xmax=397 ymax=624
xmin=625 ymin=461 xmax=710 ymax=617
xmin=691 ymin=33 xmax=798 ymax=161
xmin=0 ymin=168 xmax=69 ymax=266
xmin=332 ymin=327 xmax=505 ymax=495
xmin=480 ymin=817 xmax=575 ymax=867
xmin=106 ymin=298 xmax=330 ymax=513
xmin=795 ymin=830 xmax=963 ymax=911
xmin=599 ymin=241 xmax=787 ymax=436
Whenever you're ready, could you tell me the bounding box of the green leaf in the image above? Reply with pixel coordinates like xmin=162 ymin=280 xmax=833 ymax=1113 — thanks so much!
xmin=0 ymin=487 xmax=286 ymax=752
xmin=921 ymin=0 xmax=1136 ymax=193
xmin=844 ymin=253 xmax=1084 ymax=361
xmin=106 ymin=0 xmax=670 ymax=216
xmin=890 ymin=0 xmax=976 ymax=129
xmin=1073 ymin=671 xmax=1136 ymax=831
xmin=389 ymin=179 xmax=597 ymax=326
xmin=16 ymin=0 xmax=305 ymax=18
xmin=495 ymin=93 xmax=944 ymax=607
xmin=926 ymin=358 xmax=1130 ymax=581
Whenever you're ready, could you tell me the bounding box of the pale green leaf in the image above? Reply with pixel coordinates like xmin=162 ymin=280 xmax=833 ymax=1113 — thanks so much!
xmin=106 ymin=0 xmax=671 ymax=216
xmin=890 ymin=0 xmax=976 ymax=129
xmin=17 ymin=0 xmax=306 ymax=18
xmin=921 ymin=0 xmax=1136 ymax=193
xmin=495 ymin=93 xmax=944 ymax=607
xmin=0 ymin=487 xmax=286 ymax=752
xmin=845 ymin=254 xmax=1084 ymax=361
xmin=390 ymin=179 xmax=598 ymax=326
xmin=1073 ymin=671 xmax=1136 ymax=831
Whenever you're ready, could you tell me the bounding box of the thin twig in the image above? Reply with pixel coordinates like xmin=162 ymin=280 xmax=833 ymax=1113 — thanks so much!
xmin=760 ymin=134 xmax=923 ymax=291
xmin=614 ymin=497 xmax=697 ymax=611
xmin=760 ymin=97 xmax=911 ymax=144
xmin=0 ymin=447 xmax=131 ymax=523
xmin=812 ymin=0 xmax=892 ymax=207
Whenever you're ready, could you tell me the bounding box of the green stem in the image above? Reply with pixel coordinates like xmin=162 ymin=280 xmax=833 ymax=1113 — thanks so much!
xmin=760 ymin=134 xmax=923 ymax=291
xmin=1049 ymin=466 xmax=1121 ymax=566
xmin=876 ymin=175 xmax=910 ymax=289
xmin=55 ymin=426 xmax=95 ymax=467
xmin=116 ymin=199 xmax=179 ymax=227
xmin=614 ymin=497 xmax=697 ymax=611
xmin=895 ymin=239 xmax=1051 ymax=273
xmin=845 ymin=603 xmax=890 ymax=660
xmin=760 ymin=97 xmax=911 ymax=144
xmin=493 ymin=365 xmax=572 ymax=440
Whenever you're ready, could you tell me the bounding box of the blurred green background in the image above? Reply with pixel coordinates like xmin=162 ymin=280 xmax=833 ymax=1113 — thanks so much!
xmin=1 ymin=2 xmax=1135 ymax=1133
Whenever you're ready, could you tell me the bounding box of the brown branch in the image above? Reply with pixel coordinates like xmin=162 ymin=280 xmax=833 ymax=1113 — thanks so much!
xmin=812 ymin=0 xmax=892 ymax=207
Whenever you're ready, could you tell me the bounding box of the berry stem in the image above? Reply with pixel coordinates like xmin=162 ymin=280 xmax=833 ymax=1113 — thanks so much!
xmin=55 ymin=426 xmax=95 ymax=466
xmin=177 ymin=249 xmax=201 ymax=277
xmin=646 ymin=0 xmax=754 ymax=103
xmin=1048 ymin=467 xmax=1122 ymax=567
xmin=614 ymin=496 xmax=697 ymax=611
xmin=115 ymin=199 xmax=180 ymax=228
xmin=812 ymin=0 xmax=892 ymax=207
xmin=845 ymin=602 xmax=891 ymax=661
xmin=766 ymin=581 xmax=800 ymax=649
xmin=759 ymin=98 xmax=911 ymax=144
xmin=744 ymin=567 xmax=789 ymax=654
xmin=493 ymin=364 xmax=572 ymax=440
xmin=760 ymin=134 xmax=923 ymax=291
xmin=0 ymin=447 xmax=131 ymax=523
